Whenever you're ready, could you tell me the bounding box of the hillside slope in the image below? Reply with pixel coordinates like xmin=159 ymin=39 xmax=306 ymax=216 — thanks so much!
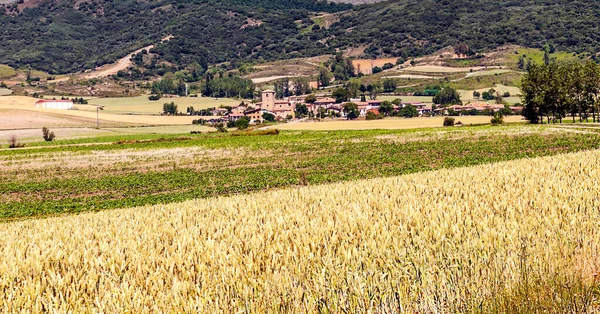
xmin=1 ymin=0 xmax=599 ymax=74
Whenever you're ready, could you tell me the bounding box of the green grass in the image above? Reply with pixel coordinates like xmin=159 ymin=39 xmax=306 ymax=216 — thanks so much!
xmin=0 ymin=65 xmax=16 ymax=79
xmin=81 ymin=95 xmax=243 ymax=114
xmin=511 ymin=48 xmax=580 ymax=66
xmin=2 ymin=124 xmax=600 ymax=220
xmin=449 ymin=72 xmax=523 ymax=90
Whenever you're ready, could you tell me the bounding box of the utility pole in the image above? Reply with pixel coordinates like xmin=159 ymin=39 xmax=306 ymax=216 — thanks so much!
xmin=96 ymin=106 xmax=104 ymax=129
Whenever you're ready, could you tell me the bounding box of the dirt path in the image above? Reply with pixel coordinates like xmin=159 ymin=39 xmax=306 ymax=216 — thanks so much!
xmin=83 ymin=35 xmax=173 ymax=79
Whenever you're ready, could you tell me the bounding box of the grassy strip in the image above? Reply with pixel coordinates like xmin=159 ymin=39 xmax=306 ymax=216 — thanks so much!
xmin=2 ymin=127 xmax=600 ymax=220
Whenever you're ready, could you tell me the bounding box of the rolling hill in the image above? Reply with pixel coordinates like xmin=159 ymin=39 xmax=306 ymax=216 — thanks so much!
xmin=1 ymin=0 xmax=599 ymax=75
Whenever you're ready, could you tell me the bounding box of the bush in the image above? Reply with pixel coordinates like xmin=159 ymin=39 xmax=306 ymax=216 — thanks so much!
xmin=235 ymin=116 xmax=250 ymax=130
xmin=8 ymin=134 xmax=25 ymax=148
xmin=148 ymin=95 xmax=161 ymax=101
xmin=227 ymin=120 xmax=236 ymax=128
xmin=491 ymin=113 xmax=504 ymax=125
xmin=503 ymin=92 xmax=511 ymax=97
xmin=372 ymin=66 xmax=383 ymax=74
xmin=214 ymin=122 xmax=228 ymax=133
xmin=366 ymin=111 xmax=383 ymax=120
xmin=443 ymin=117 xmax=455 ymax=127
xmin=262 ymin=112 xmax=276 ymax=122
xmin=42 ymin=127 xmax=55 ymax=142
xmin=382 ymin=62 xmax=394 ymax=70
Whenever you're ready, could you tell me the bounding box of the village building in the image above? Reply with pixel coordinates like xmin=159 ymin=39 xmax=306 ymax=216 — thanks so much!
xmin=35 ymin=99 xmax=74 ymax=110
xmin=244 ymin=108 xmax=263 ymax=123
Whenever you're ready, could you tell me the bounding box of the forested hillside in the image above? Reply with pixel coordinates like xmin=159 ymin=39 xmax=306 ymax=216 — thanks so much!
xmin=1 ymin=0 xmax=600 ymax=74
xmin=0 ymin=0 xmax=349 ymax=74
xmin=329 ymin=0 xmax=600 ymax=59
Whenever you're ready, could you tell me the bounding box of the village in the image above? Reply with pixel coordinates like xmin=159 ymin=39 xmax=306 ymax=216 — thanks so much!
xmin=198 ymin=90 xmax=524 ymax=125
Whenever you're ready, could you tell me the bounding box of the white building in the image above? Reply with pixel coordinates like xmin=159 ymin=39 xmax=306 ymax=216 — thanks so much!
xmin=35 ymin=99 xmax=74 ymax=110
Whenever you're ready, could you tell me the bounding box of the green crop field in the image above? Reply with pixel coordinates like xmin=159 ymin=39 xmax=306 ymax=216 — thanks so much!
xmin=82 ymin=95 xmax=243 ymax=114
xmin=2 ymin=124 xmax=600 ymax=221
xmin=511 ymin=48 xmax=580 ymax=65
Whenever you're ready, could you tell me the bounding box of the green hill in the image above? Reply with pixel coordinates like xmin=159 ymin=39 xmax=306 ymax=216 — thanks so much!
xmin=1 ymin=0 xmax=599 ymax=75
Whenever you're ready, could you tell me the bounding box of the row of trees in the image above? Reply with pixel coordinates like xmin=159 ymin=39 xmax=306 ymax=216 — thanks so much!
xmin=521 ymin=61 xmax=600 ymax=123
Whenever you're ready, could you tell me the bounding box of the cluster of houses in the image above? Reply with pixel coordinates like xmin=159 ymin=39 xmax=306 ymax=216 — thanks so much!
xmin=212 ymin=90 xmax=436 ymax=123
xmin=212 ymin=90 xmax=522 ymax=124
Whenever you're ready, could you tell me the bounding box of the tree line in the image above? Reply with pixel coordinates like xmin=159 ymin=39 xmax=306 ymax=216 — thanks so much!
xmin=521 ymin=61 xmax=600 ymax=124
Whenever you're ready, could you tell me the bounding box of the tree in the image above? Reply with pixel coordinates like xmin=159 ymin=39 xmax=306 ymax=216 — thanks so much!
xmin=304 ymin=94 xmax=317 ymax=104
xmin=235 ymin=116 xmax=250 ymax=129
xmin=518 ymin=55 xmax=526 ymax=70
xmin=318 ymin=67 xmax=333 ymax=88
xmin=399 ymin=104 xmax=419 ymax=118
xmin=292 ymin=78 xmax=310 ymax=96
xmin=343 ymin=102 xmax=359 ymax=120
xmin=433 ymin=86 xmax=462 ymax=105
xmin=443 ymin=117 xmax=455 ymax=126
xmin=42 ymin=127 xmax=55 ymax=142
xmin=333 ymin=88 xmax=349 ymax=103
xmin=473 ymin=91 xmax=481 ymax=99
xmin=295 ymin=104 xmax=309 ymax=118
xmin=372 ymin=66 xmax=383 ymax=74
xmin=163 ymin=102 xmax=178 ymax=115
xmin=391 ymin=98 xmax=402 ymax=106
xmin=379 ymin=101 xmax=394 ymax=116
xmin=382 ymin=78 xmax=397 ymax=92
xmin=262 ymin=112 xmax=276 ymax=122
xmin=543 ymin=43 xmax=551 ymax=65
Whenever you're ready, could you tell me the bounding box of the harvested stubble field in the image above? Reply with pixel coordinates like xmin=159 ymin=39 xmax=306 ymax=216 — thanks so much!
xmin=1 ymin=124 xmax=600 ymax=220
xmin=1 ymin=149 xmax=599 ymax=312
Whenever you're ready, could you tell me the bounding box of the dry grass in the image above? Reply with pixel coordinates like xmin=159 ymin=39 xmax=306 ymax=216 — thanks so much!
xmin=0 ymin=150 xmax=599 ymax=312
xmin=352 ymin=58 xmax=398 ymax=74
xmin=276 ymin=116 xmax=524 ymax=131
xmin=0 ymin=96 xmax=209 ymax=126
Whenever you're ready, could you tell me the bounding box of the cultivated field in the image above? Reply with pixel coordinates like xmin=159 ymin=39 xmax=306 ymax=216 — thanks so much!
xmin=0 ymin=96 xmax=214 ymax=126
xmin=352 ymin=58 xmax=398 ymax=74
xmin=276 ymin=116 xmax=524 ymax=131
xmin=2 ymin=124 xmax=599 ymax=220
xmin=1 ymin=148 xmax=599 ymax=312
xmin=83 ymin=95 xmax=241 ymax=114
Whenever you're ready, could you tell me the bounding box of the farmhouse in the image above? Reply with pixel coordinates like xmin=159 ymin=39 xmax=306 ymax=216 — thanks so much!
xmin=35 ymin=99 xmax=74 ymax=110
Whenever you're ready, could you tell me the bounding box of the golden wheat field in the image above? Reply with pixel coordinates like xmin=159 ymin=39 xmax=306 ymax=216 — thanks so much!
xmin=1 ymin=150 xmax=600 ymax=312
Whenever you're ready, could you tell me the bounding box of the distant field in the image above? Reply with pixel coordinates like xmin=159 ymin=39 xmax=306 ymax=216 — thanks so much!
xmin=459 ymin=84 xmax=522 ymax=105
xmin=0 ymin=125 xmax=213 ymax=142
xmin=275 ymin=116 xmax=524 ymax=131
xmin=84 ymin=95 xmax=241 ymax=114
xmin=0 ymin=65 xmax=16 ymax=79
xmin=353 ymin=58 xmax=398 ymax=74
xmin=0 ymin=109 xmax=132 ymax=130
xmin=0 ymin=88 xmax=12 ymax=96
xmin=379 ymin=95 xmax=433 ymax=103
xmin=404 ymin=65 xmax=486 ymax=73
xmin=467 ymin=69 xmax=514 ymax=77
xmin=512 ymin=48 xmax=579 ymax=65
xmin=0 ymin=96 xmax=207 ymax=126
